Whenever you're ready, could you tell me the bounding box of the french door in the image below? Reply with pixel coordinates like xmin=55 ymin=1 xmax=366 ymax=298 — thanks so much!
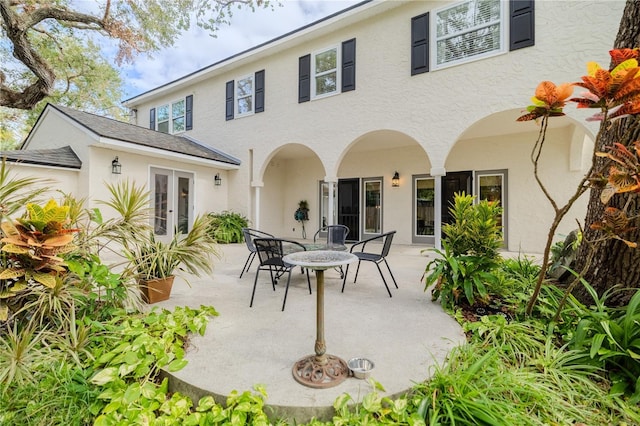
xmin=362 ymin=178 xmax=382 ymax=240
xmin=150 ymin=167 xmax=194 ymax=242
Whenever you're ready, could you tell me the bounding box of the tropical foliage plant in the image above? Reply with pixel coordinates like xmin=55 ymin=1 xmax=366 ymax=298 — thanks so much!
xmin=518 ymin=48 xmax=640 ymax=314
xmin=125 ymin=214 xmax=219 ymax=281
xmin=425 ymin=193 xmax=503 ymax=310
xmin=0 ymin=199 xmax=78 ymax=322
xmin=207 ymin=210 xmax=249 ymax=243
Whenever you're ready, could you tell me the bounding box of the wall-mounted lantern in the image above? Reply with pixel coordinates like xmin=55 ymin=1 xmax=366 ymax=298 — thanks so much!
xmin=392 ymin=171 xmax=400 ymax=187
xmin=214 ymin=173 xmax=222 ymax=186
xmin=111 ymin=157 xmax=122 ymax=174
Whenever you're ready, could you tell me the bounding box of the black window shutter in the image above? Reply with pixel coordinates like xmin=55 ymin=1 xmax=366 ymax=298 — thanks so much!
xmin=298 ymin=54 xmax=311 ymax=103
xmin=341 ymin=38 xmax=356 ymax=92
xmin=225 ymin=80 xmax=234 ymax=121
xmin=149 ymin=108 xmax=156 ymax=130
xmin=185 ymin=95 xmax=193 ymax=130
xmin=510 ymin=0 xmax=535 ymax=51
xmin=411 ymin=13 xmax=429 ymax=75
xmin=255 ymin=70 xmax=265 ymax=113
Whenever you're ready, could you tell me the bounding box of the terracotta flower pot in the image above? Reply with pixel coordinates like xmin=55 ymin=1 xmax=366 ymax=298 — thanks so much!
xmin=139 ymin=276 xmax=175 ymax=304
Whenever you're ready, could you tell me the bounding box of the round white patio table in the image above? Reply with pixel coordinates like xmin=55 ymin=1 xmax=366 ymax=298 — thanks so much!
xmin=282 ymin=250 xmax=358 ymax=388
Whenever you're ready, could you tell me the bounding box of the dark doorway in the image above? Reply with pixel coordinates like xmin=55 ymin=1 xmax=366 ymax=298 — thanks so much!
xmin=338 ymin=178 xmax=359 ymax=241
xmin=441 ymin=171 xmax=472 ymax=227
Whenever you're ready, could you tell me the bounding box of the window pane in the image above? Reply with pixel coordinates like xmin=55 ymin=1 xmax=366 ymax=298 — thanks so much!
xmin=154 ymin=174 xmax=168 ymax=235
xmin=416 ymin=178 xmax=435 ymax=236
xmin=157 ymin=104 xmax=169 ymax=122
xmin=315 ymin=49 xmax=337 ymax=73
xmin=479 ymin=174 xmax=503 ymax=230
xmin=172 ymin=117 xmax=185 ymax=132
xmin=437 ymin=24 xmax=501 ymax=65
xmin=237 ymin=97 xmax=253 ymax=114
xmin=365 ymin=181 xmax=381 ymax=234
xmin=172 ymin=100 xmax=185 ymax=118
xmin=237 ymin=77 xmax=253 ymax=97
xmin=177 ymin=177 xmax=189 ymax=234
xmin=315 ymin=73 xmax=337 ymax=95
xmin=158 ymin=121 xmax=169 ymax=134
xmin=435 ymin=0 xmax=502 ymax=66
xmin=436 ymin=0 xmax=500 ymax=37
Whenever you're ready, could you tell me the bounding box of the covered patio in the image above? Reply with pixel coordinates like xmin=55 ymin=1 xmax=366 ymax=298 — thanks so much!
xmin=153 ymin=242 xmax=466 ymax=423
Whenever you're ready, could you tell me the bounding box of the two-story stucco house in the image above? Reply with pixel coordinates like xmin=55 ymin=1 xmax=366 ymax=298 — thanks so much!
xmin=5 ymin=0 xmax=625 ymax=252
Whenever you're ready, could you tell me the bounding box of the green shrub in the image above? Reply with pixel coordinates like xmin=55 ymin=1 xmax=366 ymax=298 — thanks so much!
xmin=424 ymin=193 xmax=503 ymax=310
xmin=208 ymin=210 xmax=249 ymax=243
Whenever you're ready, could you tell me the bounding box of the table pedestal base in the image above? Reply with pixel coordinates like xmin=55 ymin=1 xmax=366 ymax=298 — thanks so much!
xmin=292 ymin=354 xmax=349 ymax=388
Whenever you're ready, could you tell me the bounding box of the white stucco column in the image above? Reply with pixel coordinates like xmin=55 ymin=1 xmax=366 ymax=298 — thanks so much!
xmin=430 ymin=167 xmax=446 ymax=250
xmin=251 ymin=180 xmax=264 ymax=230
xmin=325 ymin=176 xmax=338 ymax=226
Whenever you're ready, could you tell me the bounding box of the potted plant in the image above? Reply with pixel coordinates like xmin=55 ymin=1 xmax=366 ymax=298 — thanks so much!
xmin=294 ymin=200 xmax=310 ymax=239
xmin=124 ymin=215 xmax=219 ymax=303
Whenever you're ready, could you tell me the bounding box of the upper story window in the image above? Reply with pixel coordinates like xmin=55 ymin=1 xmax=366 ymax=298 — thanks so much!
xmin=432 ymin=0 xmax=506 ymax=70
xmin=313 ymin=46 xmax=339 ymax=98
xmin=236 ymin=75 xmax=254 ymax=116
xmin=298 ymin=38 xmax=356 ymax=103
xmin=226 ymin=70 xmax=264 ymax=121
xmin=149 ymin=95 xmax=193 ymax=133
xmin=411 ymin=1 xmax=534 ymax=76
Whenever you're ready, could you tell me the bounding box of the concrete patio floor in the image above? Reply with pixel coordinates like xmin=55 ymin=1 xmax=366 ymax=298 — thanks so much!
xmin=153 ymin=242 xmax=466 ymax=424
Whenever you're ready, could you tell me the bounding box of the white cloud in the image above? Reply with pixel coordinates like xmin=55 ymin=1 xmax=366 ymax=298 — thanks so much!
xmin=120 ymin=0 xmax=361 ymax=98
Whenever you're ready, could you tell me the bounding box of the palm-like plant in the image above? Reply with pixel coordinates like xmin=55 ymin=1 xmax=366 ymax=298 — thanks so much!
xmin=125 ymin=214 xmax=219 ymax=281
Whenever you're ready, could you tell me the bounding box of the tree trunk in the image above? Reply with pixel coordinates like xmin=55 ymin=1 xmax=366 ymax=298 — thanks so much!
xmin=573 ymin=0 xmax=640 ymax=307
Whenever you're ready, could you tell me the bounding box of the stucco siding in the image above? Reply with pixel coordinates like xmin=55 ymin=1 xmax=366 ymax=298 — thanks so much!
xmin=122 ymin=0 xmax=624 ymax=250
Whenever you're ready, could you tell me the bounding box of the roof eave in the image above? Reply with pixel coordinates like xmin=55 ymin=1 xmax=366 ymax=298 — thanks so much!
xmin=91 ymin=137 xmax=241 ymax=169
xmin=121 ymin=0 xmax=389 ymax=107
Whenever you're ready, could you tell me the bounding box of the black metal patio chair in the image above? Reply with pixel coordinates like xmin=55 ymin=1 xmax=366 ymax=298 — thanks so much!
xmin=313 ymin=224 xmax=350 ymax=277
xmin=313 ymin=224 xmax=350 ymax=250
xmin=341 ymin=230 xmax=398 ymax=297
xmin=239 ymin=228 xmax=275 ymax=278
xmin=250 ymin=238 xmax=311 ymax=311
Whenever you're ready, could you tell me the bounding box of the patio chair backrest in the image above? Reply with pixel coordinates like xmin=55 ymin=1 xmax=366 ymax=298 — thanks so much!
xmin=314 ymin=224 xmax=349 ymax=247
xmin=243 ymin=228 xmax=274 ymax=253
xmin=381 ymin=231 xmax=396 ymax=257
xmin=253 ymin=238 xmax=284 ymax=266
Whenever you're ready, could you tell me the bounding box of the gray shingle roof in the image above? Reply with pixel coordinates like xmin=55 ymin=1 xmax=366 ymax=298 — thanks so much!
xmin=0 ymin=145 xmax=82 ymax=169
xmin=51 ymin=104 xmax=240 ymax=165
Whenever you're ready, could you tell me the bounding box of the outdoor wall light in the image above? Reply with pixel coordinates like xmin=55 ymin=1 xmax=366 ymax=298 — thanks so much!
xmin=392 ymin=171 xmax=400 ymax=187
xmin=111 ymin=156 xmax=122 ymax=174
xmin=214 ymin=173 xmax=222 ymax=186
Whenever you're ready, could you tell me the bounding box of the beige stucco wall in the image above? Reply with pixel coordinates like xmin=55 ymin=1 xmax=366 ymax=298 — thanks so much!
xmin=24 ymin=110 xmax=230 ymax=224
xmin=4 ymin=163 xmax=80 ymax=204
xmin=125 ymin=0 xmax=624 ymax=251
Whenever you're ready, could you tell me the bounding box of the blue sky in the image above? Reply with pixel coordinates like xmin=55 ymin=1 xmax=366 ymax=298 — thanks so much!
xmin=120 ymin=0 xmax=361 ymax=98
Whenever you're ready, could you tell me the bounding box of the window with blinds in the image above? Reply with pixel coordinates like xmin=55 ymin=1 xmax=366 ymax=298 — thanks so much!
xmin=433 ymin=0 xmax=506 ymax=69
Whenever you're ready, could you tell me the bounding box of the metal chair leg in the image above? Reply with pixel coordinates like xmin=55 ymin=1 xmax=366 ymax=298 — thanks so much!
xmin=341 ymin=264 xmax=351 ymax=292
xmin=282 ymin=270 xmax=293 ymax=311
xmin=383 ymin=258 xmax=398 ymax=288
xmin=239 ymin=252 xmax=256 ymax=278
xmin=376 ymin=262 xmax=393 ymax=298
xmin=250 ymin=271 xmax=260 ymax=307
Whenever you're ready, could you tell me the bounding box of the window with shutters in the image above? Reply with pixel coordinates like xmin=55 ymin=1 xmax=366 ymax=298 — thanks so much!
xmin=313 ymin=46 xmax=340 ymax=99
xmin=156 ymin=98 xmax=186 ymax=134
xmin=432 ymin=0 xmax=507 ymax=70
xmin=236 ymin=75 xmax=254 ymax=117
xmin=226 ymin=70 xmax=264 ymax=120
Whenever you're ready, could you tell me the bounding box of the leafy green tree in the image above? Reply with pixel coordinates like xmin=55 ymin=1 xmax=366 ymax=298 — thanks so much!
xmin=0 ymin=0 xmax=274 ymax=145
